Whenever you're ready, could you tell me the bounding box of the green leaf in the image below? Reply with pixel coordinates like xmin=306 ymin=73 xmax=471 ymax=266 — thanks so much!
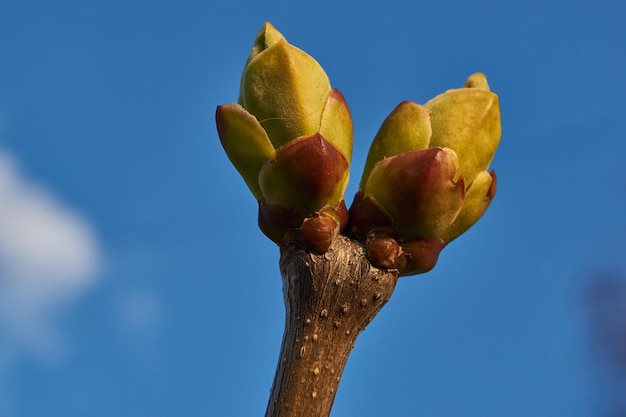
xmin=425 ymin=85 xmax=501 ymax=185
xmin=216 ymin=103 xmax=275 ymax=200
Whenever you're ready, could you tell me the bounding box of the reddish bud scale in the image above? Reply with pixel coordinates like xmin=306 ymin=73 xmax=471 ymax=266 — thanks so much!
xmin=258 ymin=134 xmax=349 ymax=213
xmin=259 ymin=200 xmax=348 ymax=254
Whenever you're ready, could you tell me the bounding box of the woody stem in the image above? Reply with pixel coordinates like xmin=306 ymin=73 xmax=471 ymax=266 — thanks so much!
xmin=265 ymin=234 xmax=398 ymax=417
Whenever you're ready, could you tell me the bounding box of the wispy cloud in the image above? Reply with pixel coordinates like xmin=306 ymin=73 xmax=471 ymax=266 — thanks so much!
xmin=0 ymin=150 xmax=101 ymax=358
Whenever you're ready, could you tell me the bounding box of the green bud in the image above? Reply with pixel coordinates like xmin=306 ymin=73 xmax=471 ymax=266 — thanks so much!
xmin=216 ymin=22 xmax=353 ymax=252
xmin=349 ymin=73 xmax=501 ymax=275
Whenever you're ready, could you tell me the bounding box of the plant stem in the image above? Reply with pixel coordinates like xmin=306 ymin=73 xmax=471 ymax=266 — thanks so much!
xmin=265 ymin=235 xmax=398 ymax=417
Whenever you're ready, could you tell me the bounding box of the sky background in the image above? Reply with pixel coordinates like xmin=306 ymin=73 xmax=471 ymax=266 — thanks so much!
xmin=1 ymin=0 xmax=625 ymax=416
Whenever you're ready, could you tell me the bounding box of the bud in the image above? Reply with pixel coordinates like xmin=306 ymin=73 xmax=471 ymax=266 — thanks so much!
xmin=216 ymin=22 xmax=353 ymax=253
xmin=349 ymin=73 xmax=501 ymax=275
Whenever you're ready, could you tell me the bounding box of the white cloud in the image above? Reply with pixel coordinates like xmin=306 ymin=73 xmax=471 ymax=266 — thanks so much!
xmin=0 ymin=150 xmax=101 ymax=358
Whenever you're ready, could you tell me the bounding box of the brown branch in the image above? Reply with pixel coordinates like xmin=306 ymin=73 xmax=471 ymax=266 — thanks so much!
xmin=265 ymin=234 xmax=399 ymax=417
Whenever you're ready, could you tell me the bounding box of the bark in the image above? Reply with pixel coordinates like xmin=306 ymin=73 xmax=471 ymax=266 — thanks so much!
xmin=265 ymin=234 xmax=399 ymax=417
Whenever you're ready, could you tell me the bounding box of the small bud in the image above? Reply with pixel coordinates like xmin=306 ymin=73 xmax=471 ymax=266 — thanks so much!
xmin=400 ymin=238 xmax=445 ymax=276
xmin=365 ymin=232 xmax=405 ymax=271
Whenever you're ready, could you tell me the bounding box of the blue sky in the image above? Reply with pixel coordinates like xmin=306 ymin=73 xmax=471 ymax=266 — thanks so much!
xmin=1 ymin=0 xmax=625 ymax=416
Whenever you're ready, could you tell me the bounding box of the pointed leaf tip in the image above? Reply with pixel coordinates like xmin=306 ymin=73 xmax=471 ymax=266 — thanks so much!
xmin=464 ymin=73 xmax=490 ymax=91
